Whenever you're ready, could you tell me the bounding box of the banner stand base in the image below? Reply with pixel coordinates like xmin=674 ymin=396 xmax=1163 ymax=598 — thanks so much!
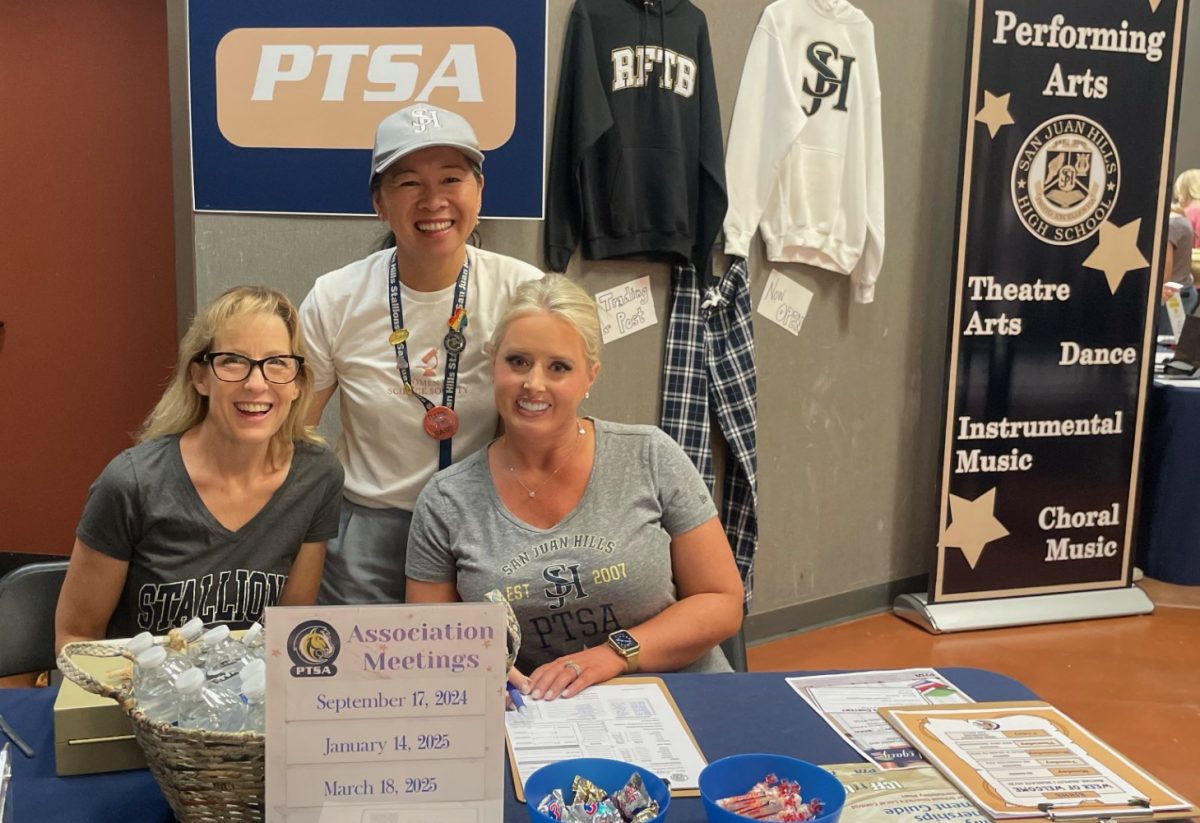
xmin=892 ymin=587 xmax=1154 ymax=634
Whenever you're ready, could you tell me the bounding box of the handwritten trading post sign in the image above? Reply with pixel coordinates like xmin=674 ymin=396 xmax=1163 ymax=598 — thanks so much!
xmin=265 ymin=603 xmax=506 ymax=822
xmin=930 ymin=0 xmax=1189 ymax=603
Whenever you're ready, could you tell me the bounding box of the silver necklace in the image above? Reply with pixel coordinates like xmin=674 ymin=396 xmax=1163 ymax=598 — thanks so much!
xmin=507 ymin=421 xmax=587 ymax=499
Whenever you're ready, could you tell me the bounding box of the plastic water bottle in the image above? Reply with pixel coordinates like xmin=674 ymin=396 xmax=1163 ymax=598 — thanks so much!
xmin=239 ymin=672 xmax=266 ymax=733
xmin=239 ymin=622 xmax=265 ymax=662
xmin=177 ymin=616 xmax=206 ymax=664
xmin=132 ymin=647 xmax=178 ymax=724
xmin=125 ymin=631 xmax=155 ymax=657
xmin=241 ymin=657 xmax=266 ymax=686
xmin=198 ymin=625 xmax=244 ymax=688
xmin=173 ymin=667 xmax=246 ymax=732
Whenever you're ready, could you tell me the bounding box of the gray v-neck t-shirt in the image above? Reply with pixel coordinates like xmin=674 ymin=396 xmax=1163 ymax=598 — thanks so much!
xmin=406 ymin=420 xmax=730 ymax=673
xmin=77 ymin=435 xmax=343 ymax=636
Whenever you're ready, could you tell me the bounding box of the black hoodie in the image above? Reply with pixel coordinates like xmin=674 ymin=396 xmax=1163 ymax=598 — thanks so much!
xmin=544 ymin=0 xmax=727 ymax=279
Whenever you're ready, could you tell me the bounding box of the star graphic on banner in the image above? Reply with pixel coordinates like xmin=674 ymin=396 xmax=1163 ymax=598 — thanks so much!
xmin=1083 ymin=219 xmax=1149 ymax=294
xmin=939 ymin=487 xmax=1009 ymax=570
xmin=1148 ymin=0 xmax=1162 ymax=11
xmin=975 ymin=91 xmax=1014 ymax=138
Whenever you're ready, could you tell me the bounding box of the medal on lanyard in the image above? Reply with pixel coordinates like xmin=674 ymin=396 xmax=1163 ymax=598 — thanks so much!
xmin=444 ymin=307 xmax=467 ymax=354
xmin=387 ymin=254 xmax=469 ymax=459
xmin=423 ymin=405 xmax=459 ymax=440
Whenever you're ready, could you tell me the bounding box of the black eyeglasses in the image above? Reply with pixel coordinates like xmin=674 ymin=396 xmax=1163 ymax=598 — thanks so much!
xmin=196 ymin=352 xmax=304 ymax=384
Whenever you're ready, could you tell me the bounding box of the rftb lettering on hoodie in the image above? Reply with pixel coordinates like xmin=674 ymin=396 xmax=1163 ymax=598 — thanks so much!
xmin=610 ymin=45 xmax=697 ymax=96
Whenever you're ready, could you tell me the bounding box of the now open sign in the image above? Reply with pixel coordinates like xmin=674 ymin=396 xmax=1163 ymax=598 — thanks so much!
xmin=188 ymin=0 xmax=547 ymax=217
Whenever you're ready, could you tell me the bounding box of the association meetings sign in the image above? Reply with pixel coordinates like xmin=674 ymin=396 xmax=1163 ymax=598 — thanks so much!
xmin=187 ymin=0 xmax=547 ymax=218
xmin=931 ymin=0 xmax=1189 ymax=602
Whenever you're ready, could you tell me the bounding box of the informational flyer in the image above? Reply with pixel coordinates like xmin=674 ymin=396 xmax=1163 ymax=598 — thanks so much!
xmin=786 ymin=668 xmax=972 ymax=770
xmin=825 ymin=763 xmax=989 ymax=823
xmin=264 ymin=603 xmax=507 ymax=823
xmin=505 ymin=678 xmax=706 ymax=799
xmin=880 ymin=702 xmax=1194 ymax=819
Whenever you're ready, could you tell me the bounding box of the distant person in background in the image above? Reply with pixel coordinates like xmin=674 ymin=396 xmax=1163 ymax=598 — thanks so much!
xmin=1162 ymin=201 xmax=1196 ymax=317
xmin=55 ymin=287 xmax=343 ymax=650
xmin=300 ymin=104 xmax=541 ymax=605
xmin=1175 ymin=169 xmax=1200 ymax=245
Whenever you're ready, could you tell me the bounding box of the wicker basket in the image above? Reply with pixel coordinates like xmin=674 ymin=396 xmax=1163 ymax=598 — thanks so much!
xmin=57 ymin=641 xmax=265 ymax=822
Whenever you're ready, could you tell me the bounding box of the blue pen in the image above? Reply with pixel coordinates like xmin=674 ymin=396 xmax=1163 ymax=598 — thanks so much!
xmin=506 ymin=682 xmax=529 ymax=717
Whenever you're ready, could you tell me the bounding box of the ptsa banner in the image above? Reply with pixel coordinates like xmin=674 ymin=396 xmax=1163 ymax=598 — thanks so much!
xmin=187 ymin=0 xmax=547 ymax=218
xmin=931 ymin=0 xmax=1189 ymax=603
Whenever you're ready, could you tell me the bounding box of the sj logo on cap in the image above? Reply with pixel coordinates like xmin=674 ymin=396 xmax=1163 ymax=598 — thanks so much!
xmin=409 ymin=107 xmax=442 ymax=133
xmin=215 ymin=27 xmax=516 ymax=150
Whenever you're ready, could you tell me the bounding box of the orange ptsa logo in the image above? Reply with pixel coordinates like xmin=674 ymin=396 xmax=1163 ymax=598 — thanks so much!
xmin=215 ymin=27 xmax=517 ymax=150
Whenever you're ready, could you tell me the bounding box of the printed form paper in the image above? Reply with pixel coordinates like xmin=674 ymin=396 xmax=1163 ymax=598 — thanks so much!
xmin=505 ymin=678 xmax=706 ymax=799
xmin=880 ymin=702 xmax=1194 ymax=819
xmin=787 ymin=668 xmax=973 ymax=770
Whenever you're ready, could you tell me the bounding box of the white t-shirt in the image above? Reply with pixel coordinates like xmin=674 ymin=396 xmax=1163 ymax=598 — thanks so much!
xmin=300 ymin=245 xmax=543 ymax=510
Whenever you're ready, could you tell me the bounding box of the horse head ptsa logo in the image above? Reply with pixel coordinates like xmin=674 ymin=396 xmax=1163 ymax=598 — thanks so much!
xmin=287 ymin=619 xmax=340 ymax=677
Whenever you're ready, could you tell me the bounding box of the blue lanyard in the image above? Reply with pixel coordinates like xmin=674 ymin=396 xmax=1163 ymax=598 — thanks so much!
xmin=387 ymin=252 xmax=469 ymax=469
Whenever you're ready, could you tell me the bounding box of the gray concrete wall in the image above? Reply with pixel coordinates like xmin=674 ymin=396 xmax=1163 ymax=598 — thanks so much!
xmin=168 ymin=0 xmax=1187 ymax=639
xmin=1175 ymin=3 xmax=1199 ymax=173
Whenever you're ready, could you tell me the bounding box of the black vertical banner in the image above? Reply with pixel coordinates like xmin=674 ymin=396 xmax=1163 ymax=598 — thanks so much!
xmin=932 ymin=0 xmax=1189 ymax=603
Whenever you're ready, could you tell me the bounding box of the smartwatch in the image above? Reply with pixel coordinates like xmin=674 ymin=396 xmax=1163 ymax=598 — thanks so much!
xmin=606 ymin=629 xmax=640 ymax=673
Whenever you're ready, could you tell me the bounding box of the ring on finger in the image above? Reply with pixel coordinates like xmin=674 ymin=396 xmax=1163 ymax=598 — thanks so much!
xmin=563 ymin=660 xmax=582 ymax=677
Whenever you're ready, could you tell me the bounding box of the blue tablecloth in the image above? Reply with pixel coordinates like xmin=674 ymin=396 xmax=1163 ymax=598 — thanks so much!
xmin=4 ymin=668 xmax=1036 ymax=822
xmin=1138 ymin=379 xmax=1200 ymax=585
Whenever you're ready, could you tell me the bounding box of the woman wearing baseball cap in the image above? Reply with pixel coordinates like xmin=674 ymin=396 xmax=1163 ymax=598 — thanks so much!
xmin=299 ymin=104 xmax=542 ymax=605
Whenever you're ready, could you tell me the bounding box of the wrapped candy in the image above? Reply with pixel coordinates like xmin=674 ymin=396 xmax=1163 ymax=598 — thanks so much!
xmin=537 ymin=788 xmax=568 ymax=820
xmin=629 ymin=803 xmax=661 ymax=823
xmin=611 ymin=773 xmax=653 ymax=820
xmin=560 ymin=800 xmax=624 ymax=822
xmin=536 ymin=770 xmax=662 ymax=822
xmin=571 ymin=775 xmax=607 ymax=804
xmin=715 ymin=773 xmax=825 ymax=821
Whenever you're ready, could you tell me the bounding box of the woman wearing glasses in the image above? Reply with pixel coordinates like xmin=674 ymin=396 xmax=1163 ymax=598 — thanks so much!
xmin=55 ymin=286 xmax=343 ymax=649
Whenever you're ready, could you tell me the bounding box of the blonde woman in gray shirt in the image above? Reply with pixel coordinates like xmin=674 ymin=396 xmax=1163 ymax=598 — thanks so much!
xmin=406 ymin=275 xmax=743 ymax=701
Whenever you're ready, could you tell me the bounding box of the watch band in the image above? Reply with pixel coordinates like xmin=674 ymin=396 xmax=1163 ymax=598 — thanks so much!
xmin=607 ymin=630 xmax=640 ymax=674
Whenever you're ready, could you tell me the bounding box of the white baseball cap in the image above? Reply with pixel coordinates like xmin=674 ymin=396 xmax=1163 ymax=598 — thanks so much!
xmin=370 ymin=104 xmax=484 ymax=188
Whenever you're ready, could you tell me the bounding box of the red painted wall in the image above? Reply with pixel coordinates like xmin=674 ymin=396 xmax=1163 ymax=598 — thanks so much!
xmin=0 ymin=2 xmax=178 ymax=553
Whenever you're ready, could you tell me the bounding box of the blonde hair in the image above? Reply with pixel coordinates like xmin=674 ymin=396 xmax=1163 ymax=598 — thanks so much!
xmin=488 ymin=274 xmax=602 ymax=367
xmin=1175 ymin=169 xmax=1200 ymax=208
xmin=139 ymin=285 xmax=321 ymax=464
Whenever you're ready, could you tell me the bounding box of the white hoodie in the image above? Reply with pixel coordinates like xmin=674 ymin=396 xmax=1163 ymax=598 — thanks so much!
xmin=723 ymin=0 xmax=884 ymax=303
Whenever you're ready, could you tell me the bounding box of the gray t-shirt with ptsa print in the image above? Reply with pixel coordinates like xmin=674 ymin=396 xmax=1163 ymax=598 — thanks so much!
xmin=406 ymin=420 xmax=730 ymax=673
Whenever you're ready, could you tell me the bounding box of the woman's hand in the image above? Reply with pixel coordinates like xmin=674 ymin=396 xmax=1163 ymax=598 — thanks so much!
xmin=525 ymin=646 xmax=626 ymax=701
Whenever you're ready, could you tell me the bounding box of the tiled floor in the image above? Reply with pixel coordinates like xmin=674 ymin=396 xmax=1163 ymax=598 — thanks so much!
xmin=747 ymin=579 xmax=1200 ymax=803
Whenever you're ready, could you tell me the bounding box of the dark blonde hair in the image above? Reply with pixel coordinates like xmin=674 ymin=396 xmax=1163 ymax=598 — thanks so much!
xmin=139 ymin=285 xmax=321 ymax=465
xmin=488 ymin=274 xmax=601 ymax=367
xmin=1175 ymin=169 xmax=1200 ymax=209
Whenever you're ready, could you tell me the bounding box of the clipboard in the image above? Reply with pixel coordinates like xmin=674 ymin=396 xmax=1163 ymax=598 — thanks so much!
xmin=878 ymin=701 xmax=1195 ymax=821
xmin=506 ymin=676 xmax=706 ymax=801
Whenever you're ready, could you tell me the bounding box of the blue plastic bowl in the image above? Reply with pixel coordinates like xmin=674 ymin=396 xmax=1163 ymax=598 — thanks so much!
xmin=699 ymin=754 xmax=846 ymax=823
xmin=524 ymin=757 xmax=671 ymax=823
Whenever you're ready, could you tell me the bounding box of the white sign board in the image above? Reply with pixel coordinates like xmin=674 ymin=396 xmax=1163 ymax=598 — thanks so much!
xmin=757 ymin=269 xmax=813 ymax=336
xmin=594 ymin=276 xmax=658 ymax=343
xmin=265 ymin=603 xmax=507 ymax=822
